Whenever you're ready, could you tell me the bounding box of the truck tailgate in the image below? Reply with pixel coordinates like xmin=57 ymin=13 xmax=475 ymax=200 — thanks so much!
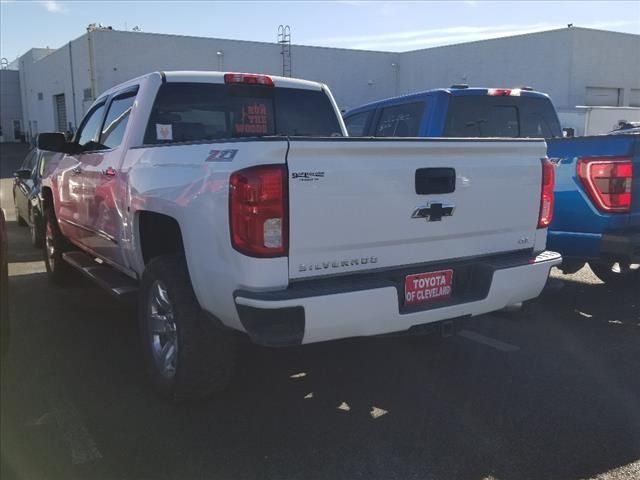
xmin=547 ymin=135 xmax=640 ymax=234
xmin=287 ymin=138 xmax=547 ymax=280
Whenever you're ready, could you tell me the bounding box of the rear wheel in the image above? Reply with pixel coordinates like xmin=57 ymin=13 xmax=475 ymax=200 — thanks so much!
xmin=559 ymin=260 xmax=586 ymax=275
xmin=139 ymin=254 xmax=236 ymax=402
xmin=30 ymin=212 xmax=44 ymax=248
xmin=0 ymin=271 xmax=9 ymax=359
xmin=589 ymin=261 xmax=640 ymax=285
xmin=15 ymin=206 xmax=27 ymax=227
xmin=44 ymin=208 xmax=76 ymax=285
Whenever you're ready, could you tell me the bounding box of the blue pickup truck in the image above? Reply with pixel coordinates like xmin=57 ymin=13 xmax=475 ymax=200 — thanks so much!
xmin=344 ymin=87 xmax=639 ymax=284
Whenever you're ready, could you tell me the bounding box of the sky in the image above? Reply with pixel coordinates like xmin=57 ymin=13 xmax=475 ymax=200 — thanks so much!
xmin=1 ymin=0 xmax=639 ymax=62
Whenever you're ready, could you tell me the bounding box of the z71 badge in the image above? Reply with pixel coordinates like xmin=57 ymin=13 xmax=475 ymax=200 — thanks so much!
xmin=206 ymin=149 xmax=238 ymax=162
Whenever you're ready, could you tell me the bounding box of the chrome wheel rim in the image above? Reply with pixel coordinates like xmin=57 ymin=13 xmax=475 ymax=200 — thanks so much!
xmin=45 ymin=221 xmax=55 ymax=271
xmin=147 ymin=280 xmax=178 ymax=380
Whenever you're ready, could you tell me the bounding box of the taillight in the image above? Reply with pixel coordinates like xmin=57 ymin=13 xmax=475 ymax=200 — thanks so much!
xmin=224 ymin=73 xmax=274 ymax=87
xmin=229 ymin=165 xmax=288 ymax=257
xmin=538 ymin=158 xmax=555 ymax=228
xmin=577 ymin=157 xmax=633 ymax=213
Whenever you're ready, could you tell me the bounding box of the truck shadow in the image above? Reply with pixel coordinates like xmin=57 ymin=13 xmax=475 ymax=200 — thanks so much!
xmin=5 ymin=220 xmax=44 ymax=264
xmin=539 ymin=269 xmax=639 ymax=324
xmin=2 ymin=265 xmax=639 ymax=480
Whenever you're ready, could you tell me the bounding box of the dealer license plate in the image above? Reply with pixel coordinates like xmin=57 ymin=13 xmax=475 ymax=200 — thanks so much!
xmin=404 ymin=269 xmax=454 ymax=306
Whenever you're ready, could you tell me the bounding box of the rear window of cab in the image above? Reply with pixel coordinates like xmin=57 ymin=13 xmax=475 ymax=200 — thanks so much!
xmin=144 ymin=82 xmax=342 ymax=144
xmin=443 ymin=95 xmax=562 ymax=138
xmin=345 ymin=93 xmax=562 ymax=139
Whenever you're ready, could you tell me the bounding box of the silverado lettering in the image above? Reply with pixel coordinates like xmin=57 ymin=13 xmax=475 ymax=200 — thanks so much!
xmin=298 ymin=256 xmax=378 ymax=272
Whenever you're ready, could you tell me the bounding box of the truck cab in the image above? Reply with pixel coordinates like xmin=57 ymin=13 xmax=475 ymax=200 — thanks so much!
xmin=343 ymin=86 xmax=562 ymax=139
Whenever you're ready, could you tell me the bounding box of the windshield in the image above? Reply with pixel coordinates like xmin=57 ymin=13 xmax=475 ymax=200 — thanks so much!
xmin=144 ymin=82 xmax=342 ymax=144
xmin=443 ymin=95 xmax=562 ymax=138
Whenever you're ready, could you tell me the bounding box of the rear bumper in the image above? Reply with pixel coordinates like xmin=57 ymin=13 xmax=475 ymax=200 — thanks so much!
xmin=600 ymin=232 xmax=640 ymax=263
xmin=234 ymin=250 xmax=561 ymax=346
xmin=548 ymin=230 xmax=640 ymax=263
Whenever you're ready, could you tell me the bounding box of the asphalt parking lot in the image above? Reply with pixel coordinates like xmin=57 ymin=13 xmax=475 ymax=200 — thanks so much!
xmin=1 ymin=145 xmax=639 ymax=480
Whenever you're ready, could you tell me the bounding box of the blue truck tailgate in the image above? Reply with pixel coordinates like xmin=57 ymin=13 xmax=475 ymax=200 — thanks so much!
xmin=546 ymin=134 xmax=640 ymax=259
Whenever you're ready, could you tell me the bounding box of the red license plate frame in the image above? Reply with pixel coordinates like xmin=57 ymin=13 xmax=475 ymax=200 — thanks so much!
xmin=404 ymin=269 xmax=454 ymax=306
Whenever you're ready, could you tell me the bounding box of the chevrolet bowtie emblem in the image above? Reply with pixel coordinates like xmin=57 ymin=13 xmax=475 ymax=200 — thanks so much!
xmin=411 ymin=202 xmax=455 ymax=222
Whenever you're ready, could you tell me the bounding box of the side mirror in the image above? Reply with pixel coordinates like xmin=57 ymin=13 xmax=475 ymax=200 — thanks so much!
xmin=13 ymin=169 xmax=32 ymax=180
xmin=37 ymin=132 xmax=70 ymax=153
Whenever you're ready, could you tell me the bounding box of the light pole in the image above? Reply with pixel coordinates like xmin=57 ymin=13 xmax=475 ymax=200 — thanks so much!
xmin=391 ymin=62 xmax=399 ymax=96
xmin=216 ymin=51 xmax=224 ymax=71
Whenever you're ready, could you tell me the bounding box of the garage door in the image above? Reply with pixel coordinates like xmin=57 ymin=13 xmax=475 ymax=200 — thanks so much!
xmin=585 ymin=87 xmax=621 ymax=107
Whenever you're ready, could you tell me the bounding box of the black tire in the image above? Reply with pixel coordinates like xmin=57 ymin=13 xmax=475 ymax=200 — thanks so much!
xmin=43 ymin=208 xmax=76 ymax=285
xmin=15 ymin=206 xmax=27 ymax=227
xmin=589 ymin=261 xmax=640 ymax=285
xmin=559 ymin=260 xmax=586 ymax=275
xmin=30 ymin=212 xmax=44 ymax=248
xmin=139 ymin=254 xmax=236 ymax=402
xmin=0 ymin=275 xmax=9 ymax=360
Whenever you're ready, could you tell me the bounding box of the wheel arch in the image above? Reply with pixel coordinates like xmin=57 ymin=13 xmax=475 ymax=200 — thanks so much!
xmin=135 ymin=210 xmax=186 ymax=267
xmin=41 ymin=186 xmax=54 ymax=213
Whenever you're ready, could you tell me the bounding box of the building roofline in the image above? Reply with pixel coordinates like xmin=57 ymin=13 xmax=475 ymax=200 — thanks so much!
xmin=16 ymin=47 xmax=56 ymax=60
xmin=567 ymin=26 xmax=640 ymax=38
xmin=15 ymin=25 xmax=639 ymax=65
xmin=85 ymin=28 xmax=398 ymax=55
xmin=403 ymin=26 xmax=639 ymax=54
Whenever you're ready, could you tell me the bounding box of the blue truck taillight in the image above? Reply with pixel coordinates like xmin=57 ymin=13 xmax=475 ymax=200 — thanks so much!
xmin=577 ymin=157 xmax=633 ymax=213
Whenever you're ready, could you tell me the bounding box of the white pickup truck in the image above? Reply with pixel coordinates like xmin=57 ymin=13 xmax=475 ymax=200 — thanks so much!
xmin=38 ymin=71 xmax=561 ymax=400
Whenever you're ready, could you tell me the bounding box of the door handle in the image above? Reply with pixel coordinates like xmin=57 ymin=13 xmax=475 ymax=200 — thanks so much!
xmin=102 ymin=167 xmax=116 ymax=177
xmin=72 ymin=166 xmax=82 ymax=175
xmin=415 ymin=168 xmax=456 ymax=194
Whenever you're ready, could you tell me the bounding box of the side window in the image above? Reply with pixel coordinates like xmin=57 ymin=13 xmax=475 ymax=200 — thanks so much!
xmin=375 ymin=102 xmax=425 ymax=137
xmin=100 ymin=90 xmax=137 ymax=149
xmin=76 ymin=103 xmax=106 ymax=148
xmin=39 ymin=152 xmax=54 ymax=177
xmin=344 ymin=111 xmax=371 ymax=137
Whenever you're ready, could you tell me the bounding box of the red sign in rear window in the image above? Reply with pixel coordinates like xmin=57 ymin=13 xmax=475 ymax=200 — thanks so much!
xmin=233 ymin=101 xmax=273 ymax=136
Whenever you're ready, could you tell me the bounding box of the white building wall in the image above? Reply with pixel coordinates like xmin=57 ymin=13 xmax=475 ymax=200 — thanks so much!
xmin=19 ymin=42 xmax=90 ymax=141
xmin=16 ymin=28 xmax=640 ymax=137
xmin=398 ymin=29 xmax=573 ymax=108
xmin=289 ymin=45 xmax=399 ymax=111
xmin=89 ymin=30 xmax=398 ymax=112
xmin=569 ymin=29 xmax=640 ymax=107
xmin=0 ymin=70 xmax=23 ymax=142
